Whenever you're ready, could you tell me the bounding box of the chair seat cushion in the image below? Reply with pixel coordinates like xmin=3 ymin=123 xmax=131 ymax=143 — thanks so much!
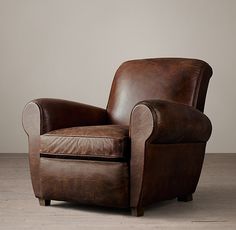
xmin=40 ymin=125 xmax=130 ymax=161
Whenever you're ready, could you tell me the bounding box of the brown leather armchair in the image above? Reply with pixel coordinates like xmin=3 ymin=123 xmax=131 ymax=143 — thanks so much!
xmin=22 ymin=58 xmax=213 ymax=216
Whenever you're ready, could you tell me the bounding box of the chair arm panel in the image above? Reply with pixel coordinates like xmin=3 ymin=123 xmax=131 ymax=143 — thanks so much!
xmin=23 ymin=98 xmax=107 ymax=135
xmin=131 ymin=100 xmax=212 ymax=144
xmin=22 ymin=98 xmax=107 ymax=198
xmin=129 ymin=99 xmax=212 ymax=208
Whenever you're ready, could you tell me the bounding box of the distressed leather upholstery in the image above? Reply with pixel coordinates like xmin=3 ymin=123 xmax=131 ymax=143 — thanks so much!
xmin=40 ymin=158 xmax=129 ymax=208
xmin=131 ymin=100 xmax=212 ymax=144
xmin=22 ymin=58 xmax=213 ymax=216
xmin=107 ymin=58 xmax=212 ymax=125
xmin=40 ymin=125 xmax=129 ymax=160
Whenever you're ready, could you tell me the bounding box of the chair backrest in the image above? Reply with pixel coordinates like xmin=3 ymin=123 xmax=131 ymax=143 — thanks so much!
xmin=106 ymin=58 xmax=212 ymax=125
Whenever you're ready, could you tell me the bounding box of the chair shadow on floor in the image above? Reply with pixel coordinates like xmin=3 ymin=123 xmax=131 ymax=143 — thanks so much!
xmin=48 ymin=185 xmax=236 ymax=218
xmin=145 ymin=185 xmax=236 ymax=219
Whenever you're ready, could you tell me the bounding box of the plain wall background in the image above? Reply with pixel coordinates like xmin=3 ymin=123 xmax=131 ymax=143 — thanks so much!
xmin=0 ymin=0 xmax=235 ymax=153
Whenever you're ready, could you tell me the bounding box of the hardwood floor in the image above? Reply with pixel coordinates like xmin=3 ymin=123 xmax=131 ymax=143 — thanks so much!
xmin=0 ymin=153 xmax=236 ymax=229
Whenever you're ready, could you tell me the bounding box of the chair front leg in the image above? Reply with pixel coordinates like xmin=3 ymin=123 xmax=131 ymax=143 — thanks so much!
xmin=38 ymin=198 xmax=51 ymax=206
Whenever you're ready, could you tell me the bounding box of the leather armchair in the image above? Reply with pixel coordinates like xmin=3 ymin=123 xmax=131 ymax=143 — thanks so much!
xmin=23 ymin=58 xmax=213 ymax=216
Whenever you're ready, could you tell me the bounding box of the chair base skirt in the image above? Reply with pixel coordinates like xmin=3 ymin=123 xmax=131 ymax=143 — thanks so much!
xmin=39 ymin=157 xmax=129 ymax=208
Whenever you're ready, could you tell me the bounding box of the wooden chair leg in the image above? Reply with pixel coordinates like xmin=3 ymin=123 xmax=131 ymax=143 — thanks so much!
xmin=38 ymin=198 xmax=51 ymax=206
xmin=177 ymin=194 xmax=193 ymax=202
xmin=131 ymin=207 xmax=144 ymax=217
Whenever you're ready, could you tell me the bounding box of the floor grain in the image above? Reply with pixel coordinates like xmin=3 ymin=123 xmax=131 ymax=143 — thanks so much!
xmin=0 ymin=153 xmax=236 ymax=230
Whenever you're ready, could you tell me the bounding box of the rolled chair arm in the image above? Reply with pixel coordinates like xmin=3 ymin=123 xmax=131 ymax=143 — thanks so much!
xmin=22 ymin=98 xmax=108 ymax=135
xmin=22 ymin=98 xmax=107 ymax=198
xmin=130 ymin=100 xmax=212 ymax=144
xmin=129 ymin=99 xmax=212 ymax=209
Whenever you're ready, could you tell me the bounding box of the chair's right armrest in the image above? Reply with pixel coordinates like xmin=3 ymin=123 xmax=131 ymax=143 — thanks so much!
xmin=22 ymin=98 xmax=108 ymax=136
xmin=129 ymin=99 xmax=212 ymax=209
xmin=130 ymin=100 xmax=212 ymax=144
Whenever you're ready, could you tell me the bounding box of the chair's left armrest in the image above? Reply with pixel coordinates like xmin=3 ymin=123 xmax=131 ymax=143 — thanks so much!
xmin=22 ymin=98 xmax=107 ymax=198
xmin=22 ymin=98 xmax=107 ymax=136
xmin=130 ymin=99 xmax=212 ymax=144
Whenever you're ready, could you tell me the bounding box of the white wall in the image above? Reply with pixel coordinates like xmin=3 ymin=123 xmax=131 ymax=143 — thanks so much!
xmin=0 ymin=0 xmax=235 ymax=153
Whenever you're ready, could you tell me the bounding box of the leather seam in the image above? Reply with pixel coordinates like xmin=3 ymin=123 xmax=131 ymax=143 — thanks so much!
xmin=139 ymin=105 xmax=155 ymax=207
xmin=130 ymin=103 xmax=155 ymax=208
xmin=139 ymin=101 xmax=159 ymax=141
xmin=192 ymin=63 xmax=205 ymax=108
xmin=33 ymin=101 xmax=45 ymax=135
